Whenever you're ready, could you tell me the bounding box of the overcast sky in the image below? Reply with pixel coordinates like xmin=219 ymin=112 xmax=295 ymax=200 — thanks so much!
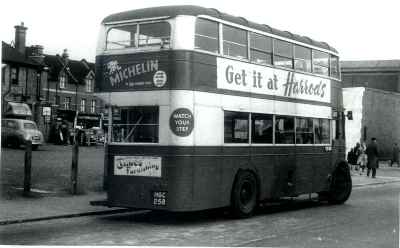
xmin=1 ymin=0 xmax=399 ymax=62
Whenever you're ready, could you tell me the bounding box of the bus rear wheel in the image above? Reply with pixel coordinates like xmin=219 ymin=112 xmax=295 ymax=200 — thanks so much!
xmin=231 ymin=171 xmax=258 ymax=218
xmin=327 ymin=164 xmax=352 ymax=204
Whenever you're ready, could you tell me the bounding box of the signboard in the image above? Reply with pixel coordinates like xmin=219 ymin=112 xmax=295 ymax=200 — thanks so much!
xmin=169 ymin=108 xmax=194 ymax=137
xmin=42 ymin=106 xmax=51 ymax=116
xmin=114 ymin=156 xmax=161 ymax=177
xmin=100 ymin=56 xmax=168 ymax=91
xmin=217 ymin=57 xmax=331 ymax=103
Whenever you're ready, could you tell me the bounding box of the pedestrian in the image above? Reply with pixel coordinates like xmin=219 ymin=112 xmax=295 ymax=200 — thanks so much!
xmin=357 ymin=150 xmax=367 ymax=175
xmin=390 ymin=143 xmax=400 ymax=167
xmin=353 ymin=143 xmax=362 ymax=171
xmin=366 ymin=137 xmax=379 ymax=178
xmin=347 ymin=148 xmax=355 ymax=170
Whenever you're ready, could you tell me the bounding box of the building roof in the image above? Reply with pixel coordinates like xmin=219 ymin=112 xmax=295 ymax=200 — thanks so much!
xmin=2 ymin=41 xmax=42 ymax=68
xmin=341 ymin=60 xmax=400 ymax=73
xmin=102 ymin=5 xmax=337 ymax=53
xmin=43 ymin=55 xmax=94 ymax=84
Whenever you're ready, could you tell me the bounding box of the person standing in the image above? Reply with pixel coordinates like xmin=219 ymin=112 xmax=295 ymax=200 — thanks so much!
xmin=390 ymin=143 xmax=400 ymax=167
xmin=366 ymin=137 xmax=379 ymax=178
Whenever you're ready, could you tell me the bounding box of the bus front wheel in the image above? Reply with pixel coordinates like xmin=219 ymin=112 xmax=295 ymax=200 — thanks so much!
xmin=326 ymin=164 xmax=352 ymax=204
xmin=231 ymin=170 xmax=258 ymax=218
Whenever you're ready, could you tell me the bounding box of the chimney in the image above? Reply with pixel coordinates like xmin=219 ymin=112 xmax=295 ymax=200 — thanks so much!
xmin=29 ymin=45 xmax=45 ymax=64
xmin=14 ymin=22 xmax=28 ymax=55
xmin=61 ymin=49 xmax=69 ymax=63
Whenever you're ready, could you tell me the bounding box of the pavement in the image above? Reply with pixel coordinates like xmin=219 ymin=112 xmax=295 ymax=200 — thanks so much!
xmin=1 ymin=162 xmax=400 ymax=226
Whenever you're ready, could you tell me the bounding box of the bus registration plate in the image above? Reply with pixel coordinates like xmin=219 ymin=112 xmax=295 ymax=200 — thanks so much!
xmin=153 ymin=191 xmax=167 ymax=206
xmin=114 ymin=156 xmax=162 ymax=177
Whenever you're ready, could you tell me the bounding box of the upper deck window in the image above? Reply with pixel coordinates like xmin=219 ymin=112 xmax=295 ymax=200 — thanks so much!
xmin=313 ymin=50 xmax=329 ymax=76
xmin=106 ymin=22 xmax=170 ymax=50
xmin=223 ymin=25 xmax=248 ymax=59
xmin=294 ymin=45 xmax=311 ymax=72
xmin=250 ymin=33 xmax=272 ymax=65
xmin=274 ymin=40 xmax=293 ymax=69
xmin=195 ymin=18 xmax=219 ymax=53
xmin=330 ymin=55 xmax=340 ymax=79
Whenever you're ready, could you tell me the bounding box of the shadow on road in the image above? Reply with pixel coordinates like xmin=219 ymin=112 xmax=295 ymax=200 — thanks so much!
xmin=98 ymin=197 xmax=348 ymax=225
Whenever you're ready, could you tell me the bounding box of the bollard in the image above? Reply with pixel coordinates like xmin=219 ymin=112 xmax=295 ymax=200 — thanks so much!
xmin=23 ymin=140 xmax=32 ymax=196
xmin=71 ymin=141 xmax=79 ymax=194
xmin=103 ymin=143 xmax=108 ymax=190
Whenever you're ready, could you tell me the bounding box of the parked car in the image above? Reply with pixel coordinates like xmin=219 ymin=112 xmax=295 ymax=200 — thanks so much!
xmin=76 ymin=127 xmax=105 ymax=146
xmin=1 ymin=118 xmax=44 ymax=150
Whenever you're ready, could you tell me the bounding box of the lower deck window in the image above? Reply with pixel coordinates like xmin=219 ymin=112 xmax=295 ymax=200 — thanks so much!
xmin=275 ymin=116 xmax=295 ymax=144
xmin=224 ymin=111 xmax=249 ymax=143
xmin=112 ymin=106 xmax=159 ymax=143
xmin=224 ymin=110 xmax=331 ymax=145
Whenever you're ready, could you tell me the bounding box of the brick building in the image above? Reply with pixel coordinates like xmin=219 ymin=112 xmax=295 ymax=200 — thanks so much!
xmin=341 ymin=60 xmax=400 ymax=158
xmin=1 ymin=23 xmax=104 ymax=142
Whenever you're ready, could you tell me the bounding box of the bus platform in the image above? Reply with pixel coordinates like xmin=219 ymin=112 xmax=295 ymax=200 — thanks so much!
xmin=1 ymin=164 xmax=400 ymax=226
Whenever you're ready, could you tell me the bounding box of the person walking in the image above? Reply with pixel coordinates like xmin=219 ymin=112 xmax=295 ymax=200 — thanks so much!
xmin=366 ymin=137 xmax=379 ymax=178
xmin=390 ymin=143 xmax=400 ymax=167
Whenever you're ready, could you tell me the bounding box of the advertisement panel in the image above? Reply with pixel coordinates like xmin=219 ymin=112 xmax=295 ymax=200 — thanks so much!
xmin=217 ymin=57 xmax=331 ymax=103
xmin=114 ymin=156 xmax=162 ymax=177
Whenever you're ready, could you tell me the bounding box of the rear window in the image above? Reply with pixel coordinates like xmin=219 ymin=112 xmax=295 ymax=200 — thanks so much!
xmin=106 ymin=22 xmax=171 ymax=50
xmin=23 ymin=122 xmax=37 ymax=130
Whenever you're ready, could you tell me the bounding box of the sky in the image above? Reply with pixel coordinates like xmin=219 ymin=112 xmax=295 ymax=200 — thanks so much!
xmin=1 ymin=0 xmax=399 ymax=62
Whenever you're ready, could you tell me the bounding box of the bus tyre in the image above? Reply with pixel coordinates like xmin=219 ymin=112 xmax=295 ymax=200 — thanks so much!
xmin=327 ymin=164 xmax=352 ymax=204
xmin=231 ymin=171 xmax=258 ymax=218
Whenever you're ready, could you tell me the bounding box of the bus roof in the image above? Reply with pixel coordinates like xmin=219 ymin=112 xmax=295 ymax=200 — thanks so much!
xmin=102 ymin=5 xmax=338 ymax=54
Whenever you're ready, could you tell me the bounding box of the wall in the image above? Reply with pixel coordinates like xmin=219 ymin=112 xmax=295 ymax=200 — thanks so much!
xmin=344 ymin=87 xmax=400 ymax=158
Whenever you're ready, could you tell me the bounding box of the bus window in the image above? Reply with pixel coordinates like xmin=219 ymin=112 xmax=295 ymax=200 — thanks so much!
xmin=107 ymin=24 xmax=137 ymax=49
xmin=224 ymin=111 xmax=249 ymax=143
xmin=313 ymin=50 xmax=329 ymax=76
xmin=112 ymin=106 xmax=159 ymax=143
xmin=314 ymin=118 xmax=330 ymax=144
xmin=195 ymin=18 xmax=219 ymax=53
xmin=138 ymin=22 xmax=171 ymax=48
xmin=295 ymin=117 xmax=314 ymax=144
xmin=222 ymin=25 xmax=248 ymax=59
xmin=330 ymin=55 xmax=340 ymax=79
xmin=250 ymin=32 xmax=272 ymax=65
xmin=273 ymin=40 xmax=293 ymax=69
xmin=251 ymin=113 xmax=273 ymax=143
xmin=275 ymin=115 xmax=295 ymax=144
xmin=294 ymin=45 xmax=312 ymax=72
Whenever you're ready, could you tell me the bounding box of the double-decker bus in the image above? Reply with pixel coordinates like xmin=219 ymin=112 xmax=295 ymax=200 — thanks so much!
xmin=95 ymin=5 xmax=351 ymax=217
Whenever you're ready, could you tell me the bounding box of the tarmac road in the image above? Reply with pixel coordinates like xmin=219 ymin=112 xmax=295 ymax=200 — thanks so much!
xmin=0 ymin=182 xmax=399 ymax=247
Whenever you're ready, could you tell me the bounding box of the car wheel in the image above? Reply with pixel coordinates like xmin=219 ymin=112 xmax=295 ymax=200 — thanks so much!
xmin=32 ymin=145 xmax=39 ymax=151
xmin=10 ymin=138 xmax=20 ymax=149
xmin=231 ymin=170 xmax=258 ymax=218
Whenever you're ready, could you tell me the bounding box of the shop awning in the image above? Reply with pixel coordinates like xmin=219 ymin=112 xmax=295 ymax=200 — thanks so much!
xmin=6 ymin=102 xmax=32 ymax=117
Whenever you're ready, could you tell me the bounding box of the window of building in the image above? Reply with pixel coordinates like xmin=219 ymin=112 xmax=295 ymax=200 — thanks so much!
xmin=295 ymin=117 xmax=314 ymax=144
xmin=10 ymin=67 xmax=18 ymax=85
xmin=195 ymin=18 xmax=219 ymax=53
xmin=59 ymin=72 xmax=67 ymax=89
xmin=224 ymin=111 xmax=249 ymax=143
xmin=106 ymin=22 xmax=171 ymax=50
xmin=64 ymin=97 xmax=71 ymax=110
xmin=313 ymin=50 xmax=329 ymax=76
xmin=55 ymin=95 xmax=60 ymax=106
xmin=80 ymin=99 xmax=86 ymax=112
xmin=273 ymin=40 xmax=293 ymax=69
xmin=294 ymin=45 xmax=312 ymax=72
xmin=251 ymin=113 xmax=273 ymax=143
xmin=314 ymin=118 xmax=330 ymax=144
xmin=112 ymin=106 xmax=159 ymax=143
xmin=275 ymin=115 xmax=295 ymax=144
xmin=330 ymin=55 xmax=340 ymax=79
xmin=91 ymin=100 xmax=96 ymax=113
xmin=222 ymin=25 xmax=248 ymax=59
xmin=250 ymin=32 xmax=272 ymax=65
xmin=86 ymin=77 xmax=93 ymax=92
